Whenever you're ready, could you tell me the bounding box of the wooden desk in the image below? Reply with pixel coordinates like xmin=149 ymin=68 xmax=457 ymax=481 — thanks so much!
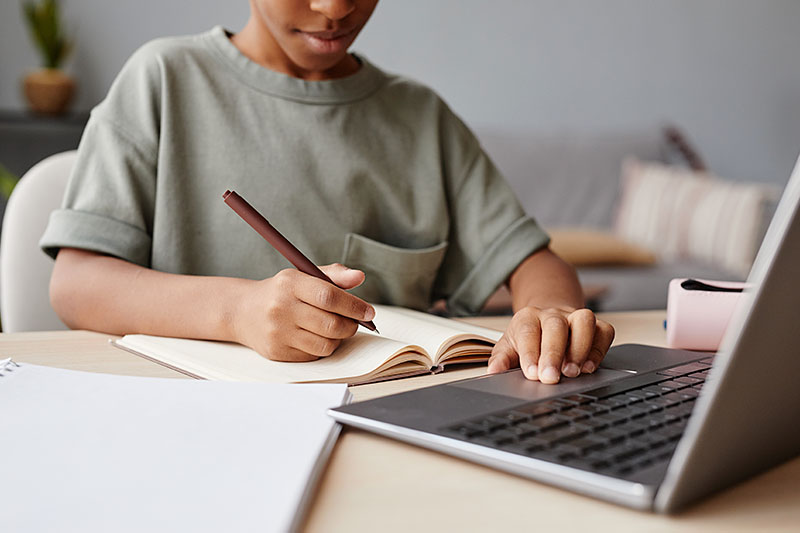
xmin=3 ymin=311 xmax=798 ymax=532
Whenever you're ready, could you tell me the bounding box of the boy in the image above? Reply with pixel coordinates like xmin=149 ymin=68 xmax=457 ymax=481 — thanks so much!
xmin=41 ymin=0 xmax=614 ymax=384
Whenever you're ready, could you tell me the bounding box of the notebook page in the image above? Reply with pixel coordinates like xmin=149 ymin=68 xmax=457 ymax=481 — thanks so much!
xmin=116 ymin=329 xmax=431 ymax=384
xmin=0 ymin=360 xmax=348 ymax=533
xmin=377 ymin=305 xmax=505 ymax=340
xmin=371 ymin=305 xmax=503 ymax=362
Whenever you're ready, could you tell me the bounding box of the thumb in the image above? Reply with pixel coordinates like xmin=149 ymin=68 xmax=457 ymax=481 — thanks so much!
xmin=487 ymin=335 xmax=520 ymax=374
xmin=319 ymin=263 xmax=366 ymax=290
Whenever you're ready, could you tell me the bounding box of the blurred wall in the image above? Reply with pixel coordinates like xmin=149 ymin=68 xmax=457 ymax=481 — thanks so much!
xmin=2 ymin=0 xmax=799 ymax=185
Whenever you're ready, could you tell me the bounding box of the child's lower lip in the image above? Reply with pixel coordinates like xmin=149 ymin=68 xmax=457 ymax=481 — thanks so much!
xmin=299 ymin=30 xmax=353 ymax=54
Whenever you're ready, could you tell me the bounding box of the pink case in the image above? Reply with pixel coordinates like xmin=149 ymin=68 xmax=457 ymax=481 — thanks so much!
xmin=666 ymin=278 xmax=749 ymax=352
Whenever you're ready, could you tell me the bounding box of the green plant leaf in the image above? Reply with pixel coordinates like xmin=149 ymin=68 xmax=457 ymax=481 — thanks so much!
xmin=21 ymin=0 xmax=72 ymax=69
xmin=0 ymin=165 xmax=19 ymax=200
xmin=0 ymin=163 xmax=20 ymax=199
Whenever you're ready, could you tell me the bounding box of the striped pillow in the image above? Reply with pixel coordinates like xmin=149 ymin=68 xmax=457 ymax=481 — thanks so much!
xmin=614 ymin=158 xmax=778 ymax=277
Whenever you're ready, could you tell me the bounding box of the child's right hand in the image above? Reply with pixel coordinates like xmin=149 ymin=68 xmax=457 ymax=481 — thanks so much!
xmin=233 ymin=263 xmax=375 ymax=362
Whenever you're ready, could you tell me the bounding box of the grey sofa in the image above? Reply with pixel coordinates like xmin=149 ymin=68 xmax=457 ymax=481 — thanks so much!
xmin=475 ymin=128 xmax=742 ymax=311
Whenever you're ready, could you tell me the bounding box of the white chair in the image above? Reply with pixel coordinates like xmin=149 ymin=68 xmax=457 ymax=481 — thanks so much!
xmin=0 ymin=151 xmax=76 ymax=332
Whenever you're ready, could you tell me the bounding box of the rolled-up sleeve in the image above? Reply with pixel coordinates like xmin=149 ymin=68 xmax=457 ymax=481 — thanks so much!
xmin=40 ymin=43 xmax=161 ymax=265
xmin=436 ymin=126 xmax=550 ymax=316
xmin=40 ymin=115 xmax=157 ymax=266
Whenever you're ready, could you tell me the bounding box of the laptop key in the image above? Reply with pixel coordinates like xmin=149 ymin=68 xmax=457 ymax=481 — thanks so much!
xmin=626 ymin=403 xmax=653 ymax=418
xmin=647 ymin=426 xmax=679 ymax=441
xmin=580 ymin=373 xmax=667 ymax=400
xmin=528 ymin=414 xmax=570 ymax=431
xmin=627 ymin=432 xmax=667 ymax=450
xmin=556 ymin=436 xmax=607 ymax=455
xmin=535 ymin=427 xmax=584 ymax=447
xmin=559 ymin=407 xmax=592 ymax=421
xmin=623 ymin=389 xmax=658 ymax=400
xmin=580 ymin=403 xmax=612 ymax=416
xmin=663 ymin=424 xmax=686 ymax=441
xmin=660 ymin=392 xmax=685 ymax=408
xmin=507 ymin=422 xmax=541 ymax=438
xmin=593 ymin=427 xmax=627 ymax=445
xmin=611 ymin=442 xmax=647 ymax=463
xmin=542 ymin=399 xmax=575 ymax=411
xmin=674 ymin=375 xmax=704 ymax=385
xmin=659 ymin=380 xmax=692 ymax=391
xmin=643 ymin=396 xmax=675 ymax=409
xmin=676 ymin=391 xmax=699 ymax=402
xmin=499 ymin=411 xmax=531 ymax=425
xmin=611 ymin=407 xmax=640 ymax=419
xmin=657 ymin=362 xmax=708 ymax=377
xmin=478 ymin=415 xmax=511 ymax=429
xmin=550 ymin=444 xmax=580 ymax=461
xmin=577 ymin=417 xmax=610 ymax=431
xmin=621 ymin=394 xmax=646 ymax=405
xmin=637 ymin=401 xmax=665 ymax=414
xmin=594 ymin=396 xmax=629 ymax=410
xmin=484 ymin=429 xmax=518 ymax=445
xmin=678 ymin=387 xmax=700 ymax=399
xmin=593 ymin=411 xmax=629 ymax=426
xmin=515 ymin=403 xmax=556 ymax=418
xmin=615 ymin=420 xmax=650 ymax=437
xmin=640 ymin=384 xmax=667 ymax=396
xmin=560 ymin=394 xmax=594 ymax=406
xmin=668 ymin=402 xmax=696 ymax=418
xmin=636 ymin=445 xmax=674 ymax=464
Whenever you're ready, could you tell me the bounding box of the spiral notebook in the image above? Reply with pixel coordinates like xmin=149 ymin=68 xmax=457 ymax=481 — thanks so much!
xmin=0 ymin=358 xmax=349 ymax=533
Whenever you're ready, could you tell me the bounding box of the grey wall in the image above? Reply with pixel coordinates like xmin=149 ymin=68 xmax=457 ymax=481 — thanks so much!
xmin=2 ymin=0 xmax=799 ymax=185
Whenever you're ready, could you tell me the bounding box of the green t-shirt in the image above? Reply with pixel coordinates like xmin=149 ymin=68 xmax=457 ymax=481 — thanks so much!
xmin=40 ymin=26 xmax=549 ymax=316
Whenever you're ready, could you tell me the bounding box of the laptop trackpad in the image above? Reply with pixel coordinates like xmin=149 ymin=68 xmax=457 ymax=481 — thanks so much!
xmin=450 ymin=343 xmax=707 ymax=402
xmin=450 ymin=367 xmax=630 ymax=402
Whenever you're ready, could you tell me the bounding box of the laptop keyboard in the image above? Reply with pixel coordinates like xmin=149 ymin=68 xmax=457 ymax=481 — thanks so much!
xmin=441 ymin=359 xmax=713 ymax=479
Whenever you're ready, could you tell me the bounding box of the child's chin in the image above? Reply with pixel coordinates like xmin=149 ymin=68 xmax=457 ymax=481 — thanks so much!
xmin=294 ymin=52 xmax=353 ymax=76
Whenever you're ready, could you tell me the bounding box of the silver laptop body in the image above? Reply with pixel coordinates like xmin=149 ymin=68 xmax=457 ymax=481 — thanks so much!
xmin=330 ymin=154 xmax=800 ymax=513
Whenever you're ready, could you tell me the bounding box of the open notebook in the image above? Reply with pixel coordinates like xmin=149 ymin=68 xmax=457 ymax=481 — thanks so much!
xmin=113 ymin=305 xmax=503 ymax=385
xmin=0 ymin=359 xmax=349 ymax=533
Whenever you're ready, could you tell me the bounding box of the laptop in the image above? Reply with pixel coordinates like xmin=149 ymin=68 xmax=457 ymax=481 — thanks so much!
xmin=330 ymin=154 xmax=800 ymax=513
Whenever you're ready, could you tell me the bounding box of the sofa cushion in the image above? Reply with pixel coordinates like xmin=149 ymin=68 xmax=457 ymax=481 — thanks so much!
xmin=547 ymin=228 xmax=657 ymax=267
xmin=614 ymin=158 xmax=779 ymax=278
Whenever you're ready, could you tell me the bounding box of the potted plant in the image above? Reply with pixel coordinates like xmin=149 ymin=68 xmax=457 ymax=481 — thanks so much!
xmin=21 ymin=0 xmax=74 ymax=115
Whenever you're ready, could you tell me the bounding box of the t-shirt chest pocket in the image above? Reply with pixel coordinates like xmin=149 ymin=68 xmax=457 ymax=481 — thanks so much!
xmin=341 ymin=233 xmax=448 ymax=310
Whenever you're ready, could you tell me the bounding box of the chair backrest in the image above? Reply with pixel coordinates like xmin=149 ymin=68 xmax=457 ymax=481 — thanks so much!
xmin=0 ymin=151 xmax=76 ymax=332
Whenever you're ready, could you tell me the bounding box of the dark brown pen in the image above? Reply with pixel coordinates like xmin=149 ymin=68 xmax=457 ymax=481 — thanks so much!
xmin=223 ymin=190 xmax=378 ymax=333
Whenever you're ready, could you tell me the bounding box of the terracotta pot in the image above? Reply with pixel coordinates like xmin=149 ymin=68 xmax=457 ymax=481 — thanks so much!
xmin=22 ymin=69 xmax=75 ymax=115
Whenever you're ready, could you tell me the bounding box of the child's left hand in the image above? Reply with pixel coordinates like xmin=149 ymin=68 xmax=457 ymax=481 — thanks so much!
xmin=487 ymin=306 xmax=615 ymax=384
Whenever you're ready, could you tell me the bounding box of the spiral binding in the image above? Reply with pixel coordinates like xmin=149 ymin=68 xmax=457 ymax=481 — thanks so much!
xmin=0 ymin=358 xmax=20 ymax=377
